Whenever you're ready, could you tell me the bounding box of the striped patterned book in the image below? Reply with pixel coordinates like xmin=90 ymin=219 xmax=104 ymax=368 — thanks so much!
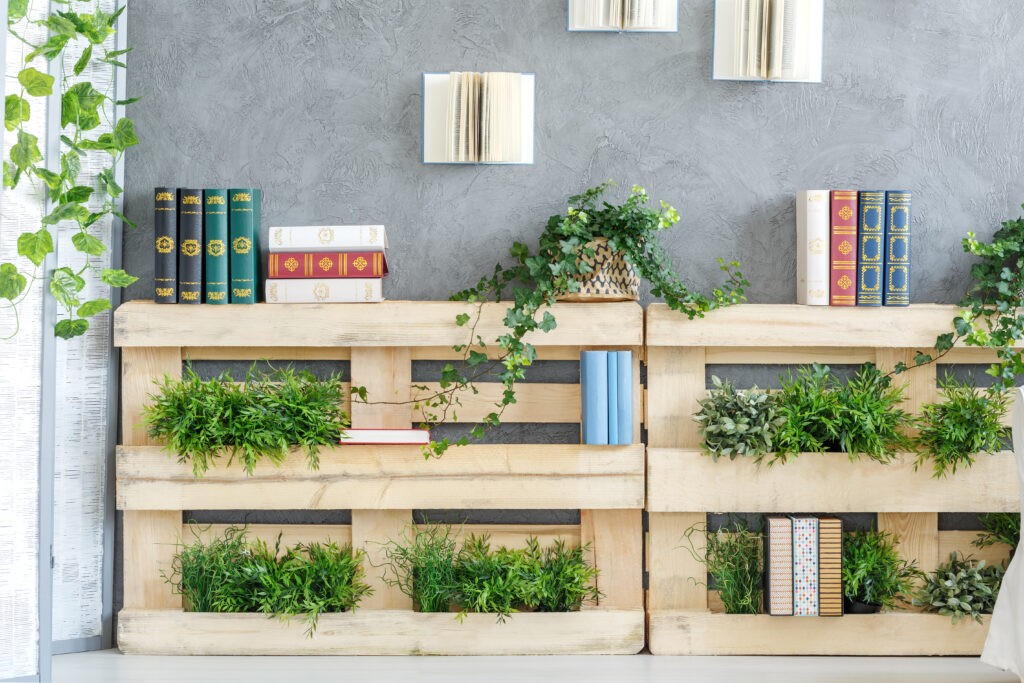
xmin=818 ymin=517 xmax=844 ymax=616
xmin=792 ymin=516 xmax=819 ymax=616
xmin=765 ymin=516 xmax=794 ymax=615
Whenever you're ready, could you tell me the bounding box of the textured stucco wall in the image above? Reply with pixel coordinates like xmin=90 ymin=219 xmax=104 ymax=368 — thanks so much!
xmin=123 ymin=0 xmax=1024 ymax=305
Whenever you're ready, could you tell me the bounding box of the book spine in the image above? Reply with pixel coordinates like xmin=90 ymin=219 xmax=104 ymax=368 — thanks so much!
xmin=884 ymin=191 xmax=911 ymax=306
xmin=607 ymin=352 xmax=618 ymax=446
xmin=615 ymin=350 xmax=633 ymax=445
xmin=253 ymin=188 xmax=262 ymax=303
xmin=203 ymin=190 xmax=229 ymax=304
xmin=580 ymin=351 xmax=608 ymax=445
xmin=174 ymin=189 xmax=202 ymax=304
xmin=856 ymin=191 xmax=885 ymax=306
xmin=268 ymin=225 xmax=387 ymax=253
xmin=154 ymin=187 xmax=177 ymax=303
xmin=818 ymin=517 xmax=844 ymax=617
xmin=796 ymin=190 xmax=830 ymax=305
xmin=765 ymin=516 xmax=794 ymax=616
xmin=267 ymin=252 xmax=388 ymax=279
xmin=264 ymin=278 xmax=383 ymax=303
xmin=792 ymin=517 xmax=819 ymax=616
xmin=229 ymin=189 xmax=256 ymax=304
xmin=829 ymin=190 xmax=858 ymax=306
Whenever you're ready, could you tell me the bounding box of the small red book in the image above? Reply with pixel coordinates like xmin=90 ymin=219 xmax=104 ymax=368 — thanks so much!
xmin=268 ymin=251 xmax=389 ymax=279
xmin=829 ymin=190 xmax=858 ymax=306
xmin=339 ymin=429 xmax=429 ymax=445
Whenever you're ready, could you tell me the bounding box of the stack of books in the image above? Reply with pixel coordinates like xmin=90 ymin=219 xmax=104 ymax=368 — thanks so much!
xmin=796 ymin=190 xmax=911 ymax=307
xmin=764 ymin=515 xmax=843 ymax=617
xmin=264 ymin=225 xmax=389 ymax=303
xmin=153 ymin=187 xmax=262 ymax=304
xmin=580 ymin=351 xmax=634 ymax=445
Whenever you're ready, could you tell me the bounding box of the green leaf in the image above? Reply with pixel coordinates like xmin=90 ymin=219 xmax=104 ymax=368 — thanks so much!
xmin=25 ymin=35 xmax=69 ymax=62
xmin=63 ymin=185 xmax=94 ymax=203
xmin=106 ymin=5 xmax=126 ymax=27
xmin=77 ymin=298 xmax=111 ymax=317
xmin=114 ymin=96 xmax=141 ymax=106
xmin=100 ymin=268 xmax=138 ymax=287
xmin=42 ymin=201 xmax=89 ymax=225
xmin=0 ymin=263 xmax=27 ymax=300
xmin=44 ymin=14 xmax=78 ymax=36
xmin=10 ymin=129 xmax=42 ymax=171
xmin=8 ymin=0 xmax=28 ymax=22
xmin=73 ymin=44 xmax=92 ymax=76
xmin=112 ymin=118 xmax=139 ymax=150
xmin=54 ymin=318 xmax=89 ymax=339
xmin=98 ymin=167 xmax=121 ymax=197
xmin=49 ymin=266 xmax=85 ymax=309
xmin=61 ymin=151 xmax=80 ymax=183
xmin=34 ymin=166 xmax=62 ymax=191
xmin=455 ymin=313 xmax=470 ymax=326
xmin=3 ymin=161 xmax=16 ymax=188
xmin=17 ymin=229 xmax=53 ymax=266
xmin=112 ymin=210 xmax=137 ymax=229
xmin=61 ymin=82 xmax=105 ymax=130
xmin=5 ymin=94 xmax=30 ymax=131
xmin=71 ymin=231 xmax=106 ymax=256
xmin=18 ymin=67 xmax=54 ymax=96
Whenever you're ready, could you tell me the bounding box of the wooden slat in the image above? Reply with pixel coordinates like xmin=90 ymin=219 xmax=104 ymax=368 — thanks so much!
xmin=647 ymin=449 xmax=1020 ymax=513
xmin=183 ymin=346 xmax=351 ymax=361
xmin=646 ymin=346 xmax=704 ymax=449
xmin=409 ymin=345 xmax=641 ymax=361
xmin=117 ymin=444 xmax=645 ymax=510
xmin=117 ymin=608 xmax=645 ymax=655
xmin=580 ymin=510 xmax=642 ymax=610
xmin=183 ymin=524 xmax=353 ymax=553
xmin=646 ymin=303 xmax=972 ymax=349
xmin=938 ymin=530 xmax=1012 ymax=567
xmin=647 ymin=611 xmax=992 ymax=655
xmin=351 ymin=509 xmax=411 ymax=610
xmin=705 ymin=347 xmax=876 ymax=366
xmin=879 ymin=512 xmax=939 ymax=575
xmin=411 ymin=382 xmax=579 ymax=423
xmin=647 ymin=512 xmax=707 ymax=612
xmin=114 ymin=301 xmax=643 ymax=349
xmin=122 ymin=347 xmax=182 ymax=610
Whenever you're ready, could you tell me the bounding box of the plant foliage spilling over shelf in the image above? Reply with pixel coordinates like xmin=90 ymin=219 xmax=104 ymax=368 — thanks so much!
xmin=4 ymin=1 xmax=140 ymax=340
xmin=143 ymin=364 xmax=350 ymax=477
xmin=841 ymin=528 xmax=922 ymax=612
xmin=916 ymin=376 xmax=1010 ymax=478
xmin=973 ymin=513 xmax=1021 ymax=554
xmin=913 ymin=552 xmax=1004 ymax=624
xmin=165 ymin=525 xmax=371 ymax=637
xmin=379 ymin=523 xmax=600 ymax=621
xmin=680 ymin=518 xmax=763 ymax=614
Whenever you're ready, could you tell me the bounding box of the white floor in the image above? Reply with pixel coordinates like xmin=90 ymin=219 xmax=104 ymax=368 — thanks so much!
xmin=52 ymin=649 xmax=1018 ymax=683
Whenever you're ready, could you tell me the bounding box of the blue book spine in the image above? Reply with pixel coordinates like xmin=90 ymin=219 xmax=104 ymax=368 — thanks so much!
xmin=856 ymin=191 xmax=885 ymax=306
xmin=616 ymin=350 xmax=633 ymax=444
xmin=607 ymin=353 xmax=618 ymax=445
xmin=581 ymin=351 xmax=608 ymax=445
xmin=884 ymin=191 xmax=911 ymax=306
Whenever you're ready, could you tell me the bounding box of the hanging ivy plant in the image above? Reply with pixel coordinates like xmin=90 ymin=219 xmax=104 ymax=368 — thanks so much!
xmin=2 ymin=1 xmax=139 ymax=340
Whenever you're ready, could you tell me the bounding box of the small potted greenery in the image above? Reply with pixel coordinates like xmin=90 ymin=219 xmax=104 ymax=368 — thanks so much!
xmin=913 ymin=552 xmax=1004 ymax=624
xmin=694 ymin=376 xmax=783 ymax=463
xmin=973 ymin=512 xmax=1021 ymax=560
xmin=842 ymin=528 xmax=922 ymax=613
xmin=916 ymin=377 xmax=1010 ymax=478
xmin=680 ymin=518 xmax=763 ymax=614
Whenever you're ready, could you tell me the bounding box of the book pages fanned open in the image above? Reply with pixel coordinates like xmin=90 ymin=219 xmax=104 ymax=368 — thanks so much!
xmin=568 ymin=0 xmax=677 ymax=32
xmin=713 ymin=0 xmax=823 ymax=82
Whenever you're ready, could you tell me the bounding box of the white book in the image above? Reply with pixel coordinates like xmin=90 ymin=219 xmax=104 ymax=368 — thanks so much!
xmin=339 ymin=429 xmax=430 ymax=445
xmin=568 ymin=0 xmax=677 ymax=31
xmin=713 ymin=0 xmax=822 ymax=82
xmin=268 ymin=225 xmax=388 ymax=253
xmin=265 ymin=278 xmax=383 ymax=304
xmin=796 ymin=190 xmax=830 ymax=306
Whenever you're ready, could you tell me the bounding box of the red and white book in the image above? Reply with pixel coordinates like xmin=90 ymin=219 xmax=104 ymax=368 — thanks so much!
xmin=339 ymin=429 xmax=430 ymax=445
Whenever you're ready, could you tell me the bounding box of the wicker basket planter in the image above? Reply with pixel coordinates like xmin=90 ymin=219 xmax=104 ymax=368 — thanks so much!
xmin=557 ymin=238 xmax=640 ymax=302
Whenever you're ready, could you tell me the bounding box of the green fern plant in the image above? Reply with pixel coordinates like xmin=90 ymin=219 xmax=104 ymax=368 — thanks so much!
xmin=916 ymin=377 xmax=1010 ymax=478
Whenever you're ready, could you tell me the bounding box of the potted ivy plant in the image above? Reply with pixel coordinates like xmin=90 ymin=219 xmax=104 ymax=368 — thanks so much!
xmin=842 ymin=529 xmax=922 ymax=613
xmin=412 ymin=182 xmax=748 ymax=456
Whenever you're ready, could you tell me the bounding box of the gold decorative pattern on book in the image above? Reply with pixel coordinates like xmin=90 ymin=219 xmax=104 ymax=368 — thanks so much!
xmin=354 ymin=256 xmax=367 ymax=271
xmin=232 ymin=237 xmax=252 ymax=254
xmin=207 ymin=240 xmax=225 ymax=257
xmin=155 ymin=236 xmax=174 ymax=253
xmin=180 ymin=239 xmax=200 ymax=257
xmin=155 ymin=191 xmax=173 ymax=201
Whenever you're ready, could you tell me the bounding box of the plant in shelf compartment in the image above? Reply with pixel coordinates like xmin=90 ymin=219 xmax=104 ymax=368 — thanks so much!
xmin=973 ymin=513 xmax=1020 ymax=557
xmin=913 ymin=552 xmax=1003 ymax=624
xmin=411 ymin=182 xmax=747 ymax=457
xmin=679 ymin=518 xmax=763 ymax=614
xmin=842 ymin=528 xmax=922 ymax=613
xmin=694 ymin=376 xmax=783 ymax=463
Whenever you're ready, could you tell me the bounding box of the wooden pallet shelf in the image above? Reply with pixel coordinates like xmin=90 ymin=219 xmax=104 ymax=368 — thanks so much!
xmin=644 ymin=303 xmax=1020 ymax=656
xmin=115 ymin=300 xmax=645 ymax=655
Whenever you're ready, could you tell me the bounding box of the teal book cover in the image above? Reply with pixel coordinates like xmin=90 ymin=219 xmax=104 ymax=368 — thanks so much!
xmin=229 ymin=188 xmax=255 ymax=303
xmin=203 ymin=189 xmax=228 ymax=304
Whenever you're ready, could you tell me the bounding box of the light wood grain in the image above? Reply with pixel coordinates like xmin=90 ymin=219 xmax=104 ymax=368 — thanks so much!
xmin=647 ymin=611 xmax=992 ymax=655
xmin=117 ymin=608 xmax=645 ymax=655
xmin=704 ymin=347 xmax=877 ymax=366
xmin=116 ymin=444 xmax=644 ymax=511
xmin=409 ymin=345 xmax=641 ymax=361
xmin=647 ymin=449 xmax=1020 ymax=513
xmin=879 ymin=512 xmax=939 ymax=575
xmin=182 ymin=346 xmax=352 ymax=361
xmin=938 ymin=530 xmax=1011 ymax=567
xmin=114 ymin=301 xmax=643 ymax=348
xmin=646 ymin=346 xmax=704 ymax=449
xmin=647 ymin=512 xmax=707 ymax=612
xmin=351 ymin=509 xmax=412 ymax=610
xmin=581 ymin=510 xmax=642 ymax=610
xmin=411 ymin=382 xmax=580 ymax=423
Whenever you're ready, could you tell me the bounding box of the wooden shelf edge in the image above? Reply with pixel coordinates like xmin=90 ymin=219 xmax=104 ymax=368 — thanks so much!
xmin=647 ymin=610 xmax=991 ymax=656
xmin=116 ymin=608 xmax=646 ymax=656
xmin=647 ymin=448 xmax=1020 ymax=513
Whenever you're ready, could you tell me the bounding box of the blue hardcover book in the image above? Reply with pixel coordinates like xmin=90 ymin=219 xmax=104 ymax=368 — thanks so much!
xmin=607 ymin=353 xmax=618 ymax=445
xmin=884 ymin=191 xmax=912 ymax=306
xmin=580 ymin=351 xmax=609 ymax=445
xmin=856 ymin=191 xmax=885 ymax=306
xmin=616 ymin=350 xmax=633 ymax=445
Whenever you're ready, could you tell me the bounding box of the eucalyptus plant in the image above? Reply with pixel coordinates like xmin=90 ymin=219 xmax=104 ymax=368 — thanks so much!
xmin=3 ymin=1 xmax=139 ymax=340
xmin=913 ymin=552 xmax=1004 ymax=624
xmin=694 ymin=376 xmax=783 ymax=463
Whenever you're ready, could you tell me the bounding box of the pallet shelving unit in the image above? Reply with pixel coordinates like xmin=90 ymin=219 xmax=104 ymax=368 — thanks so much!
xmin=115 ymin=300 xmax=645 ymax=655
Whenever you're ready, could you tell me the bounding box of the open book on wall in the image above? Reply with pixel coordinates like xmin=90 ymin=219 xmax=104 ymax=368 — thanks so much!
xmin=568 ymin=0 xmax=678 ymax=32
xmin=422 ymin=72 xmax=535 ymax=164
xmin=712 ymin=0 xmax=823 ymax=82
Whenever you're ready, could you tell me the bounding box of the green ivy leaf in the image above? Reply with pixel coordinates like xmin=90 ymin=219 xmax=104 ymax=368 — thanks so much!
xmin=78 ymin=134 xmax=116 ymax=153
xmin=455 ymin=313 xmax=470 ymax=326
xmin=73 ymin=44 xmax=92 ymax=76
xmin=17 ymin=229 xmax=53 ymax=266
xmin=112 ymin=118 xmax=139 ymax=150
xmin=8 ymin=0 xmax=28 ymax=22
xmin=61 ymin=82 xmax=105 ymax=130
xmin=42 ymin=201 xmax=89 ymax=225
xmin=114 ymin=96 xmax=142 ymax=106
xmin=98 ymin=167 xmax=121 ymax=197
xmin=25 ymin=34 xmax=69 ymax=62
xmin=77 ymin=298 xmax=110 ymax=317
xmin=72 ymin=231 xmax=106 ymax=256
xmin=100 ymin=268 xmax=138 ymax=288
xmin=61 ymin=151 xmax=80 ymax=183
xmin=0 ymin=263 xmax=27 ymax=300
xmin=34 ymin=166 xmax=62 ymax=191
xmin=54 ymin=318 xmax=89 ymax=339
xmin=63 ymin=185 xmax=94 ymax=203
xmin=112 ymin=209 xmax=137 ymax=229
xmin=18 ymin=67 xmax=54 ymax=96
xmin=10 ymin=129 xmax=42 ymax=171
xmin=44 ymin=14 xmax=78 ymax=37
xmin=49 ymin=266 xmax=85 ymax=309
xmin=5 ymin=94 xmax=29 ymax=131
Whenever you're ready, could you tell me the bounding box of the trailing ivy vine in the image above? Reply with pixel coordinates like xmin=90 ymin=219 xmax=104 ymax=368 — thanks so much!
xmin=3 ymin=0 xmax=139 ymax=340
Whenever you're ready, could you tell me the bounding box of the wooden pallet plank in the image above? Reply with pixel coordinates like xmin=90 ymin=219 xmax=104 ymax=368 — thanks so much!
xmin=938 ymin=530 xmax=1012 ymax=567
xmin=116 ymin=444 xmax=645 ymax=510
xmin=117 ymin=608 xmax=645 ymax=655
xmin=646 ymin=346 xmax=704 ymax=449
xmin=647 ymin=448 xmax=1020 ymax=513
xmin=647 ymin=512 xmax=707 ymax=612
xmin=409 ymin=345 xmax=640 ymax=361
xmin=182 ymin=346 xmax=352 ymax=361
xmin=411 ymin=382 xmax=579 ymax=423
xmin=581 ymin=510 xmax=642 ymax=610
xmin=114 ymin=301 xmax=644 ymax=349
xmin=647 ymin=611 xmax=991 ymax=655
xmin=705 ymin=347 xmax=877 ymax=366
xmin=878 ymin=512 xmax=940 ymax=575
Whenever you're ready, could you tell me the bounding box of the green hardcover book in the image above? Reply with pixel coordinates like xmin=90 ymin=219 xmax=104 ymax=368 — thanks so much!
xmin=253 ymin=188 xmax=262 ymax=302
xmin=204 ymin=189 xmax=229 ymax=303
xmin=229 ymin=188 xmax=255 ymax=303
